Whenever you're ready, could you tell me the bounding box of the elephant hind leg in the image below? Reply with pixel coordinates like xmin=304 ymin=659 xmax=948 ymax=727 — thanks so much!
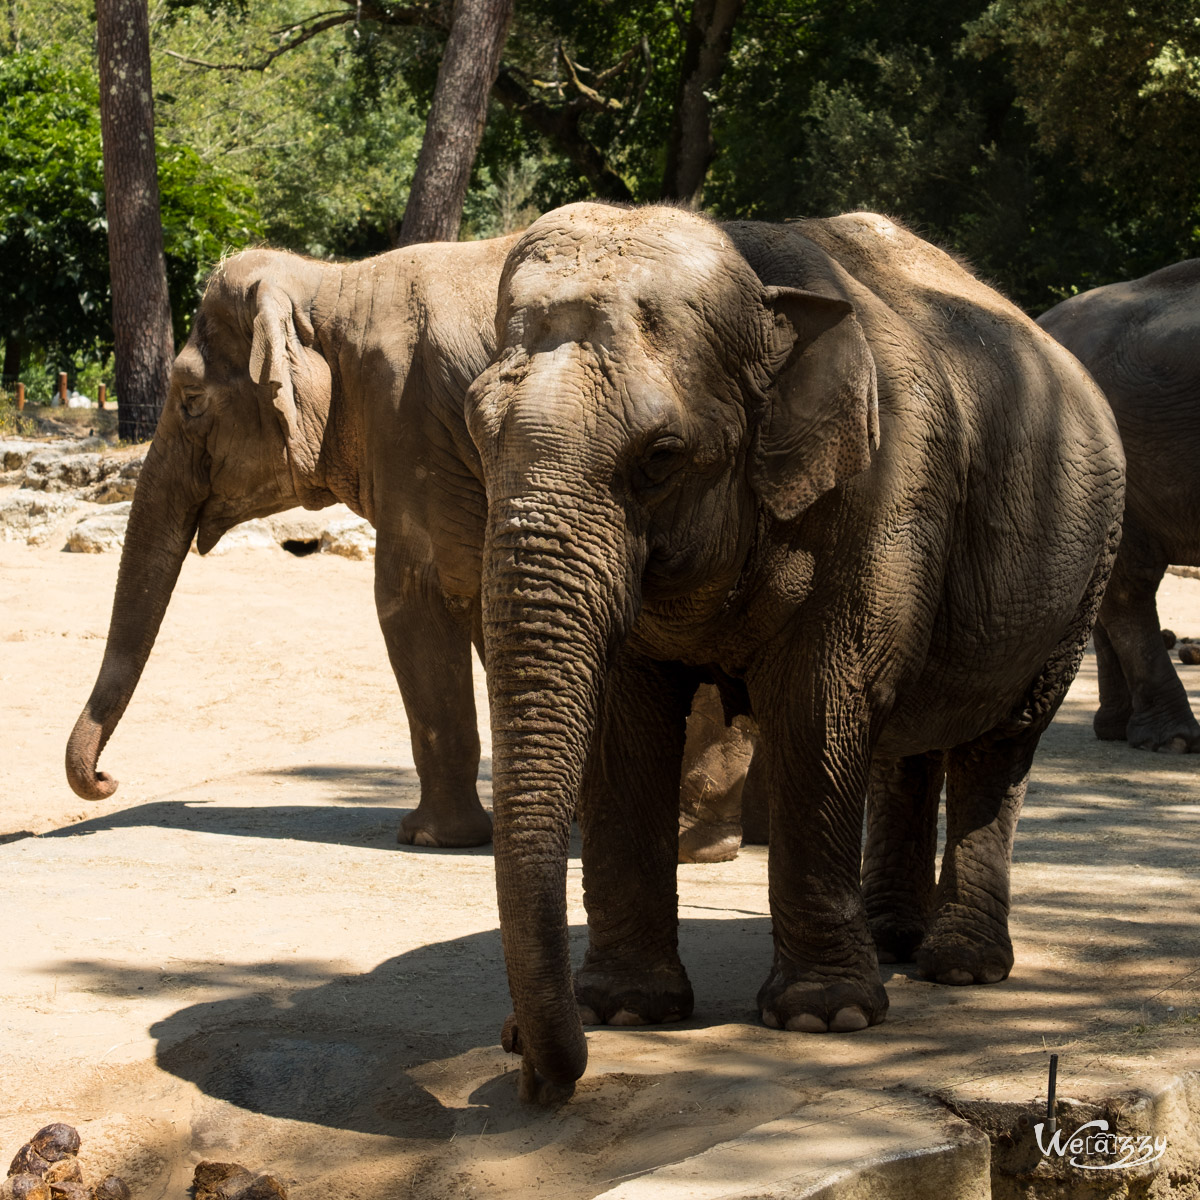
xmin=915 ymin=728 xmax=1039 ymax=986
xmin=862 ymin=751 xmax=944 ymax=963
xmin=677 ymin=684 xmax=756 ymax=864
xmin=375 ymin=548 xmax=492 ymax=849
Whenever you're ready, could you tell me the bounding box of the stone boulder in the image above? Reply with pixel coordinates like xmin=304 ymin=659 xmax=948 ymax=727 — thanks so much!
xmin=0 ymin=492 xmax=83 ymax=545
xmin=65 ymin=505 xmax=131 ymax=554
xmin=319 ymin=515 xmax=376 ymax=560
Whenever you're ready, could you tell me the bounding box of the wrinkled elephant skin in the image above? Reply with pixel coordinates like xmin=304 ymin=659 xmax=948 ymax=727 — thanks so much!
xmin=467 ymin=204 xmax=1124 ymax=1099
xmin=66 ymin=239 xmax=520 ymax=848
xmin=1039 ymin=260 xmax=1200 ymax=753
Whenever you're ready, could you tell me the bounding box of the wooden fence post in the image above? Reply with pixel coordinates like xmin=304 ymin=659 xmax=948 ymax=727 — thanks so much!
xmin=58 ymin=372 xmax=68 ymax=406
xmin=98 ymin=383 xmax=107 ymax=411
xmin=16 ymin=382 xmax=24 ymax=411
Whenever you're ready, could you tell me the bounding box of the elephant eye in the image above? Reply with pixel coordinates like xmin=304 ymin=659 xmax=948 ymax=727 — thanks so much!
xmin=637 ymin=435 xmax=687 ymax=489
xmin=181 ymin=389 xmax=210 ymax=418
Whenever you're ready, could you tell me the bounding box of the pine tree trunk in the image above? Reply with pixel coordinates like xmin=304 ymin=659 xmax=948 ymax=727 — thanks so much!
xmin=398 ymin=0 xmax=515 ymax=246
xmin=661 ymin=0 xmax=744 ymax=207
xmin=96 ymin=0 xmax=174 ymax=443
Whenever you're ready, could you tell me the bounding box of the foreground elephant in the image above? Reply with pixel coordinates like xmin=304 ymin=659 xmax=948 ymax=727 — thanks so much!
xmin=1038 ymin=260 xmax=1200 ymax=752
xmin=467 ymin=203 xmax=1124 ymax=1101
xmin=66 ymin=238 xmax=519 ymax=846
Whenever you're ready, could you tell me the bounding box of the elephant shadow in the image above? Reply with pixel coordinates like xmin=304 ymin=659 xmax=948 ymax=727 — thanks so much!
xmin=40 ymin=762 xmax=495 ymax=856
xmin=142 ymin=918 xmax=771 ymax=1139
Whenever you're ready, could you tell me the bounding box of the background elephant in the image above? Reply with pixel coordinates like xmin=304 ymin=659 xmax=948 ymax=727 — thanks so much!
xmin=65 ymin=237 xmax=519 ymax=847
xmin=467 ymin=203 xmax=1123 ymax=1102
xmin=1038 ymin=260 xmax=1200 ymax=752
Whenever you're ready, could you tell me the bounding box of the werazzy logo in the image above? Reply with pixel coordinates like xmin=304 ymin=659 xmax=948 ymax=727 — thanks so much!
xmin=1035 ymin=1120 xmax=1167 ymax=1170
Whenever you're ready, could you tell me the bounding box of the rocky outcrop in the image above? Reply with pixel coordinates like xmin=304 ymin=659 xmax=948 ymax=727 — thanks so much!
xmin=0 ymin=436 xmax=376 ymax=557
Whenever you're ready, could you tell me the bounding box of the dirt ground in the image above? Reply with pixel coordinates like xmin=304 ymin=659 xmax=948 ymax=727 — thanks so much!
xmin=2 ymin=528 xmax=1199 ymax=1197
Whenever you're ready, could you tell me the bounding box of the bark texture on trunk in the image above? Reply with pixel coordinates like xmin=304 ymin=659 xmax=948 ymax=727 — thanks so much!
xmin=96 ymin=0 xmax=174 ymax=443
xmin=66 ymin=441 xmax=202 ymax=799
xmin=398 ymin=0 xmax=515 ymax=246
xmin=660 ymin=0 xmax=744 ymax=207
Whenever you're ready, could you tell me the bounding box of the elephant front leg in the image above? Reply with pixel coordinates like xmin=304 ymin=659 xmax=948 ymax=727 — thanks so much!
xmin=375 ymin=548 xmax=491 ymax=848
xmin=861 ymin=751 xmax=944 ymax=962
xmin=576 ymin=653 xmax=695 ymax=1026
xmin=1092 ymin=621 xmax=1133 ymax=741
xmin=916 ymin=728 xmax=1037 ymax=986
xmin=752 ymin=664 xmax=887 ymax=1034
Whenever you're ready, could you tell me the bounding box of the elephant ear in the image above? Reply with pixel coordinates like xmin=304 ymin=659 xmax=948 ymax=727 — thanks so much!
xmin=749 ymin=285 xmax=879 ymax=521
xmin=247 ymin=283 xmax=331 ymax=501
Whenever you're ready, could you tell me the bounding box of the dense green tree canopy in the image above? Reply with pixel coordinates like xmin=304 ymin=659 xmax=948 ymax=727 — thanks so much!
xmin=3 ymin=0 xmax=1199 ymax=376
xmin=0 ymin=43 xmax=260 ymax=373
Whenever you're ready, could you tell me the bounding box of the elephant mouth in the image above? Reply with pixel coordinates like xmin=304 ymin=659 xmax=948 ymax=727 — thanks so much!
xmin=195 ymin=508 xmax=235 ymax=555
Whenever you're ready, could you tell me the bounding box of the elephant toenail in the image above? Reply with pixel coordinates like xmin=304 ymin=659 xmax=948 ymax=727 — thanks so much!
xmin=785 ymin=1013 xmax=828 ymax=1033
xmin=829 ymin=1006 xmax=869 ymax=1032
xmin=761 ymin=1010 xmax=781 ymax=1029
xmin=938 ymin=968 xmax=974 ymax=986
xmin=412 ymin=829 xmax=439 ymax=847
xmin=608 ymin=1009 xmax=648 ymax=1026
xmin=980 ymin=966 xmax=1007 ymax=984
xmin=577 ymin=1006 xmax=600 ymax=1025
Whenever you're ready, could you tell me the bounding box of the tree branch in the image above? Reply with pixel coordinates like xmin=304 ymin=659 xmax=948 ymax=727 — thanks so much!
xmin=493 ymin=66 xmax=633 ymax=201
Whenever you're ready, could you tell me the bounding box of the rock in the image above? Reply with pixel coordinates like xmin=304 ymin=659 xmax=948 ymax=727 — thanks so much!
xmin=91 ymin=1178 xmax=130 ymax=1200
xmin=46 ymin=1184 xmax=90 ymax=1200
xmin=319 ymin=515 xmax=375 ymax=560
xmin=89 ymin=458 xmax=144 ymax=505
xmin=0 ymin=440 xmax=48 ymax=472
xmin=192 ymin=520 xmax=279 ymax=556
xmin=1161 ymin=628 xmax=1177 ymax=649
xmin=1179 ymin=645 xmax=1200 ymax=665
xmin=0 ymin=1177 xmax=51 ymax=1200
xmin=236 ymin=1176 xmax=288 ymax=1199
xmin=65 ymin=391 xmax=92 ymax=410
xmin=65 ymin=505 xmax=131 ymax=554
xmin=0 ymin=493 xmax=82 ymax=545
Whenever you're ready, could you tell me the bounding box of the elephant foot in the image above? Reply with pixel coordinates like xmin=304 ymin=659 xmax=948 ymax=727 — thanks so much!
xmin=756 ymin=958 xmax=887 ymax=1033
xmin=397 ymin=799 xmax=493 ymax=848
xmin=916 ymin=917 xmax=1013 ymax=985
xmin=574 ymin=962 xmax=694 ymax=1027
xmin=677 ymin=819 xmax=741 ymax=863
xmin=1125 ymin=708 xmax=1200 ymax=754
xmin=869 ymin=913 xmax=927 ymax=964
xmin=1093 ymin=703 xmax=1133 ymax=742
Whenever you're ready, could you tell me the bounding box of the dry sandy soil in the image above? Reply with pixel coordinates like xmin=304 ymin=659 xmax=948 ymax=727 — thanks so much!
xmin=2 ymin=522 xmax=1199 ymax=1197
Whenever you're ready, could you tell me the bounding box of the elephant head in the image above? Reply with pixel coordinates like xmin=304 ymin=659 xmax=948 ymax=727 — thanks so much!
xmin=465 ymin=203 xmax=878 ymax=1099
xmin=66 ymin=250 xmax=337 ymax=800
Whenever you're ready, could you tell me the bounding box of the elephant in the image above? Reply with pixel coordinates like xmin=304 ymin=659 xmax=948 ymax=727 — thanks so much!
xmin=1037 ymin=260 xmax=1200 ymax=752
xmin=465 ymin=203 xmax=1124 ymax=1102
xmin=65 ymin=237 xmax=521 ymax=847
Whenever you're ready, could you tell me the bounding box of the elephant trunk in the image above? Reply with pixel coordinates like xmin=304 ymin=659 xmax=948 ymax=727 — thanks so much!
xmin=66 ymin=438 xmax=204 ymax=799
xmin=484 ymin=487 xmax=636 ymax=1102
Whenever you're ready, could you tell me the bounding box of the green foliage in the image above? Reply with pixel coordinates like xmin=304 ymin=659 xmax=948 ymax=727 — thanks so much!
xmin=0 ymin=43 xmax=261 ymax=375
xmin=705 ymin=0 xmax=1200 ymax=312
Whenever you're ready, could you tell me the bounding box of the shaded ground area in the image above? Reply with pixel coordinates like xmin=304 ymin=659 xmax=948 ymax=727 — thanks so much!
xmin=2 ymin=538 xmax=1198 ymax=1196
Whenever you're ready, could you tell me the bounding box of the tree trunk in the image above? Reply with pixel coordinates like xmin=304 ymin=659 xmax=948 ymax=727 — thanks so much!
xmin=3 ymin=336 xmax=21 ymax=381
xmin=96 ymin=0 xmax=174 ymax=443
xmin=660 ymin=0 xmax=744 ymax=207
xmin=398 ymin=0 xmax=515 ymax=246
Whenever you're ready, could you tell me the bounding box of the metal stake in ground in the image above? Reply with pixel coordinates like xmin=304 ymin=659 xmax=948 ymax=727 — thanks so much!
xmin=1046 ymin=1053 xmax=1058 ymax=1136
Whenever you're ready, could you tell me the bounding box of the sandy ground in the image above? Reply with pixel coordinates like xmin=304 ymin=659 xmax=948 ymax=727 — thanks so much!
xmin=2 ymin=535 xmax=1199 ymax=1197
